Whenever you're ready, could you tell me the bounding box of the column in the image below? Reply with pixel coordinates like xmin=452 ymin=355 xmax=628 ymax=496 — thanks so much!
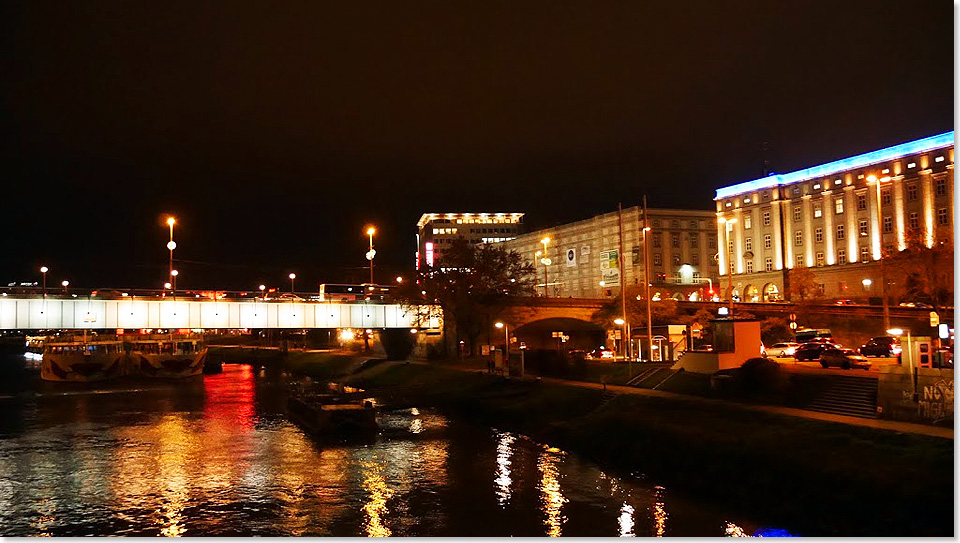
xmin=771 ymin=200 xmax=784 ymax=269
xmin=893 ymin=176 xmax=906 ymax=251
xmin=801 ymin=196 xmax=813 ymax=267
xmin=717 ymin=215 xmax=727 ymax=277
xmin=844 ymin=186 xmax=858 ymax=262
xmin=783 ymin=199 xmax=795 ymax=269
xmin=920 ymin=170 xmax=935 ymax=248
xmin=822 ymin=190 xmax=835 ymax=265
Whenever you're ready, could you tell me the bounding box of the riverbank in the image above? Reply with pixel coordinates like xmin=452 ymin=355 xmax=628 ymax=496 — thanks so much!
xmin=214 ymin=347 xmax=954 ymax=536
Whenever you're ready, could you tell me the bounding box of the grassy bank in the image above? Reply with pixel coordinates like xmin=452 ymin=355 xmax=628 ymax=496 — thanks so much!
xmin=227 ymin=349 xmax=954 ymax=536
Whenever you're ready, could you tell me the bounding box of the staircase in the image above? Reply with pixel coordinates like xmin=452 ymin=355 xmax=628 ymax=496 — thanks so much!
xmin=803 ymin=375 xmax=878 ymax=419
xmin=627 ymin=367 xmax=676 ymax=389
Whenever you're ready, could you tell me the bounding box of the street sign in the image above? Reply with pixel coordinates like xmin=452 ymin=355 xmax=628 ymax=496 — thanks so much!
xmin=789 ymin=313 xmax=796 ymax=321
xmin=938 ymin=324 xmax=949 ymax=340
xmin=789 ymin=321 xmax=798 ymax=330
xmin=929 ymin=311 xmax=939 ymax=327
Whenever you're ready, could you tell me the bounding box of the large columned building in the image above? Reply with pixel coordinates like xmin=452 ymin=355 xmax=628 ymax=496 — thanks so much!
xmin=497 ymin=207 xmax=719 ymax=300
xmin=714 ymin=132 xmax=954 ymax=302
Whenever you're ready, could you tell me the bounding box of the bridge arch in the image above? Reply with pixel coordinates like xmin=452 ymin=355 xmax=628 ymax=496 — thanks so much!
xmin=513 ymin=317 xmax=605 ymax=351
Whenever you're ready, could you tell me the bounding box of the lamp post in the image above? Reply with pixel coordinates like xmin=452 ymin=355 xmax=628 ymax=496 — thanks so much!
xmin=259 ymin=284 xmax=266 ymax=299
xmin=718 ymin=217 xmax=738 ymax=317
xmin=166 ymin=217 xmax=176 ymax=287
xmin=39 ymin=266 xmax=48 ymax=298
xmin=614 ymin=318 xmax=626 ymax=361
xmin=289 ymin=273 xmax=296 ymax=294
xmin=495 ymin=321 xmax=509 ymax=363
xmin=867 ymin=175 xmax=891 ymax=332
xmin=642 ymin=195 xmax=653 ymax=363
xmin=61 ymin=280 xmax=69 ymax=294
xmin=170 ymin=269 xmax=178 ymax=295
xmin=366 ymin=227 xmax=376 ymax=284
xmin=540 ymin=237 xmax=551 ymax=297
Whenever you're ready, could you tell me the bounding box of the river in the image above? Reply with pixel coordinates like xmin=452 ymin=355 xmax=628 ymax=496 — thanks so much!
xmin=0 ymin=363 xmax=795 ymax=536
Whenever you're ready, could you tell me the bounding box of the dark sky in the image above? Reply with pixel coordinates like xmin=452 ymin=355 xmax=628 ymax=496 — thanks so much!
xmin=1 ymin=1 xmax=953 ymax=291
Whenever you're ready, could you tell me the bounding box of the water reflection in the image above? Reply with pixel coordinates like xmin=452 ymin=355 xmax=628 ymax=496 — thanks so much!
xmin=538 ymin=446 xmax=567 ymax=537
xmin=618 ymin=502 xmax=635 ymax=537
xmin=494 ymin=432 xmax=516 ymax=506
xmin=652 ymin=486 xmax=668 ymax=537
xmin=361 ymin=461 xmax=393 ymax=537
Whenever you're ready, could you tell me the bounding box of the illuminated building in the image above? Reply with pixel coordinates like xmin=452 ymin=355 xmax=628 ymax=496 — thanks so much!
xmin=416 ymin=213 xmax=525 ymax=268
xmin=497 ymin=207 xmax=719 ymax=300
xmin=714 ymin=132 xmax=954 ymax=301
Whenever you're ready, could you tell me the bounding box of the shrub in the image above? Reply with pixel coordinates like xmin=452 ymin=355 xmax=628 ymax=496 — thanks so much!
xmin=738 ymin=357 xmax=782 ymax=394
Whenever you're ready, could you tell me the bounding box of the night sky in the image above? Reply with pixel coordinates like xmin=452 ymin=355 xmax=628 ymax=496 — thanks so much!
xmin=2 ymin=1 xmax=953 ymax=291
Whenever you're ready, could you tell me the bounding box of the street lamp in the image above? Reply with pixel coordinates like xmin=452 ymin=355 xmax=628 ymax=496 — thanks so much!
xmin=495 ymin=321 xmax=509 ymax=363
xmin=39 ymin=266 xmax=48 ymax=297
xmin=164 ymin=282 xmax=172 ymax=290
xmin=166 ymin=217 xmax=176 ymax=287
xmin=540 ymin=237 xmax=551 ymax=297
xmin=170 ymin=269 xmax=178 ymax=294
xmin=867 ymin=175 xmax=891 ymax=331
xmin=289 ymin=273 xmax=296 ymax=293
xmin=259 ymin=284 xmax=266 ymax=299
xmin=366 ymin=227 xmax=376 ymax=284
xmin=614 ymin=318 xmax=626 ymax=360
xmin=718 ymin=217 xmax=738 ymax=317
xmin=61 ymin=280 xmax=69 ymax=294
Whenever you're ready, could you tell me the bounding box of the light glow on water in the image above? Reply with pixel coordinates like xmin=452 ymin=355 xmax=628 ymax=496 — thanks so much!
xmin=494 ymin=432 xmax=516 ymax=506
xmin=618 ymin=502 xmax=635 ymax=537
xmin=538 ymin=446 xmax=567 ymax=537
xmin=361 ymin=461 xmax=393 ymax=537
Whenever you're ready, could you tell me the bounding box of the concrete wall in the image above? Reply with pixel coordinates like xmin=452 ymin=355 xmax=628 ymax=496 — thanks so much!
xmin=877 ymin=366 xmax=953 ymax=426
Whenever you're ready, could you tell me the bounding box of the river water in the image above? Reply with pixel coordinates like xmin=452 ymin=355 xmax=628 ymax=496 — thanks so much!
xmin=0 ymin=363 xmax=795 ymax=537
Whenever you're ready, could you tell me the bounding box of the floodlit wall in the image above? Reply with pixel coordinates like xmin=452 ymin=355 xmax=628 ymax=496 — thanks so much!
xmin=877 ymin=366 xmax=953 ymax=427
xmin=0 ymin=297 xmax=440 ymax=330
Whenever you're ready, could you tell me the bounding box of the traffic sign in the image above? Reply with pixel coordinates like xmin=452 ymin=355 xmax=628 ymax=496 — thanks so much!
xmin=789 ymin=321 xmax=798 ymax=330
xmin=789 ymin=313 xmax=796 ymax=321
xmin=929 ymin=311 xmax=939 ymax=327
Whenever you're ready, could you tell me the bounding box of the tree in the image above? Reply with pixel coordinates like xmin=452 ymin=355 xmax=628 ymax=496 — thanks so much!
xmin=787 ymin=267 xmax=822 ymax=302
xmin=884 ymin=226 xmax=954 ymax=314
xmin=390 ymin=238 xmax=537 ymax=356
xmin=590 ymin=286 xmax=680 ymax=329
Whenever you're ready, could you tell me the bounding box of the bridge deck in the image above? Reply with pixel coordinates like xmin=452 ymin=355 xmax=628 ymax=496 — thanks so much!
xmin=0 ymin=297 xmax=438 ymax=330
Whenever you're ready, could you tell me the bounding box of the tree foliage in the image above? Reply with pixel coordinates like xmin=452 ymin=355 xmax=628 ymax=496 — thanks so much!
xmin=591 ymin=286 xmax=681 ymax=328
xmin=390 ymin=238 xmax=537 ymax=354
xmin=787 ymin=267 xmax=822 ymax=302
xmin=884 ymin=227 xmax=954 ymax=313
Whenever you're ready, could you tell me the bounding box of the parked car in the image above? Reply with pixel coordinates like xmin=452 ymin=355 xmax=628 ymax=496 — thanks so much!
xmin=834 ymin=299 xmax=858 ymax=305
xmin=899 ymin=301 xmax=934 ymax=309
xmin=819 ymin=348 xmax=871 ymax=369
xmin=588 ymin=347 xmax=614 ymax=360
xmin=766 ymin=342 xmax=801 ymax=357
xmin=794 ymin=341 xmax=839 ymax=361
xmin=858 ymin=336 xmax=902 ymax=357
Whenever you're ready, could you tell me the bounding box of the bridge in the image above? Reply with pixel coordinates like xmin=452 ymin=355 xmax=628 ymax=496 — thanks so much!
xmin=0 ymin=296 xmax=439 ymax=331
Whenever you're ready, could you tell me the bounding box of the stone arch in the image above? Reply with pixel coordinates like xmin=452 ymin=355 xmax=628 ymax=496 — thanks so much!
xmin=513 ymin=317 xmax=605 ymax=351
xmin=762 ymin=282 xmax=780 ymax=302
xmin=744 ymin=284 xmax=760 ymax=303
xmin=671 ymin=292 xmax=685 ymax=301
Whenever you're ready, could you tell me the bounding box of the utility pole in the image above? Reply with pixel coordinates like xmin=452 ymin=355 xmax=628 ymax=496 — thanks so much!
xmin=643 ymin=196 xmax=653 ymax=363
xmin=617 ymin=203 xmax=629 ymax=361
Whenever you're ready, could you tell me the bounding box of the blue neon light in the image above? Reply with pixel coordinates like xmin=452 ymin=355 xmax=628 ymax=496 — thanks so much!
xmin=715 ymin=131 xmax=955 ymax=200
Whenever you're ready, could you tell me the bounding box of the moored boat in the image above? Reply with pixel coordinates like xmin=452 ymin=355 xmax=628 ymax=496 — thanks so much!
xmin=41 ymin=335 xmax=128 ymax=382
xmin=123 ymin=334 xmax=207 ymax=378
xmin=287 ymin=390 xmax=379 ymax=436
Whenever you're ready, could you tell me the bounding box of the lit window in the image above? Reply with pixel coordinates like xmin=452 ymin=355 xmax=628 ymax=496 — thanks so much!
xmin=834 ymin=179 xmax=842 ymax=185
xmin=764 ymin=235 xmax=772 ymax=249
xmin=813 ymin=203 xmax=822 ymax=218
xmin=762 ymin=211 xmax=770 ymax=226
xmin=816 ymin=252 xmax=824 ymax=267
xmin=907 ymin=162 xmax=916 ymax=169
xmin=836 ymin=224 xmax=845 ymax=240
xmin=653 ymin=253 xmax=662 ymax=266
xmin=860 ymin=246 xmax=871 ymax=261
xmin=935 ymin=156 xmax=945 ymax=162
xmin=745 ymin=237 xmax=753 ymax=252
xmin=881 ymin=169 xmax=889 ymax=174
xmin=745 ymin=260 xmax=754 ymax=273
xmin=673 ymin=254 xmax=681 ymax=265
xmin=744 ymin=213 xmax=752 ymax=229
xmin=813 ymin=183 xmax=821 ymax=190
xmin=938 ymin=208 xmax=949 ymax=226
xmin=837 ymin=249 xmax=846 ymax=264
xmin=859 ymin=220 xmax=868 ymax=236
xmin=815 ymin=228 xmax=823 ymax=243
xmin=796 ymin=254 xmax=804 ymax=268
xmin=883 ymin=217 xmax=892 ymax=233
xmin=835 ymin=198 xmax=844 ymax=214
xmin=795 ymin=231 xmax=803 ymax=246
xmin=765 ymin=257 xmax=773 ymax=272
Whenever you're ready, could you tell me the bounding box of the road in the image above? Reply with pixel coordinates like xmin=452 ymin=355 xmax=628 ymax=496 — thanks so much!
xmin=769 ymin=355 xmax=898 ymax=376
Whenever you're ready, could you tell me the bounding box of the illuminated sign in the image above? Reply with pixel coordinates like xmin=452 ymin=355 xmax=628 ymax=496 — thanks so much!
xmin=425 ymin=242 xmax=434 ymax=267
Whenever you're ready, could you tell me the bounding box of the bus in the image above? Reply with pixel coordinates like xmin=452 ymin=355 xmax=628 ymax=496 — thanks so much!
xmin=318 ymin=284 xmax=392 ymax=302
xmin=794 ymin=328 xmax=833 ymax=343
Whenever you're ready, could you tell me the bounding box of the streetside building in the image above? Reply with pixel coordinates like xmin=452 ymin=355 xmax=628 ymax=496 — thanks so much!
xmin=714 ymin=132 xmax=954 ymax=302
xmin=496 ymin=207 xmax=719 ymax=300
xmin=416 ymin=212 xmax=525 ymax=269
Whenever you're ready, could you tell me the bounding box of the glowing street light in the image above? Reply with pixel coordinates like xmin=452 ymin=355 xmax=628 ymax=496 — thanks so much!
xmin=164 ymin=282 xmax=172 ymax=289
xmin=39 ymin=266 xmax=48 ymax=297
xmin=166 ymin=217 xmax=177 ymax=286
xmin=289 ymin=273 xmax=296 ymax=293
xmin=718 ymin=216 xmax=738 ymax=317
xmin=365 ymin=226 xmax=376 ymax=284
xmin=259 ymin=284 xmax=266 ymax=299
xmin=396 ymin=276 xmax=403 ymax=284
xmin=540 ymin=237 xmax=552 ymax=297
xmin=170 ymin=269 xmax=178 ymax=293
xmin=61 ymin=280 xmax=69 ymax=294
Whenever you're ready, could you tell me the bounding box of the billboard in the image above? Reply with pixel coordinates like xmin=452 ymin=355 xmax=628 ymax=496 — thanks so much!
xmin=599 ymin=249 xmax=619 ymax=284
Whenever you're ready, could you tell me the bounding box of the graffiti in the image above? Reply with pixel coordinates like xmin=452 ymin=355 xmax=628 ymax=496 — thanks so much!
xmin=918 ymin=379 xmax=954 ymax=424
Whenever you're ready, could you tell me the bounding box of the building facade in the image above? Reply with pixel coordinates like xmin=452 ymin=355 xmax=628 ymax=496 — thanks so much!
xmin=497 ymin=207 xmax=719 ymax=300
xmin=416 ymin=213 xmax=524 ymax=269
xmin=714 ymin=132 xmax=954 ymax=302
